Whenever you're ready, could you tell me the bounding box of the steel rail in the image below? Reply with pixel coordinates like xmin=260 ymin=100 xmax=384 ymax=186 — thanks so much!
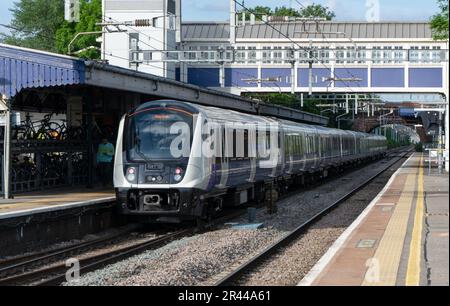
xmin=0 ymin=228 xmax=192 ymax=286
xmin=0 ymin=222 xmax=138 ymax=274
xmin=214 ymin=148 xmax=413 ymax=286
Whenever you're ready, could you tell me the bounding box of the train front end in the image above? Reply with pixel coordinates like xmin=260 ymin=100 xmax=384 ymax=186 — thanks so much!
xmin=114 ymin=101 xmax=206 ymax=223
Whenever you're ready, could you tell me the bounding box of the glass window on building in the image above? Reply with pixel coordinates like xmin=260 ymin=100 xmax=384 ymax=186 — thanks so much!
xmin=346 ymin=47 xmax=356 ymax=63
xmin=184 ymin=46 xmax=197 ymax=60
xmin=383 ymin=46 xmax=392 ymax=64
xmin=336 ymin=46 xmax=345 ymax=64
xmin=356 ymin=47 xmax=366 ymax=64
xmin=320 ymin=47 xmax=330 ymax=64
xmin=432 ymin=46 xmax=441 ymax=63
xmin=283 ymin=47 xmax=293 ymax=64
xmin=129 ymin=33 xmax=139 ymax=51
xmin=143 ymin=51 xmax=152 ymax=62
xmin=298 ymin=49 xmax=308 ymax=63
xmin=248 ymin=46 xmax=257 ymax=64
xmin=421 ymin=46 xmax=431 ymax=63
xmin=372 ymin=46 xmax=382 ymax=64
xmin=393 ymin=46 xmax=404 ymax=63
xmin=199 ymin=45 xmax=211 ymax=61
xmin=310 ymin=47 xmax=320 ymax=64
xmin=409 ymin=46 xmax=419 ymax=63
xmin=225 ymin=46 xmax=233 ymax=61
xmin=262 ymin=47 xmax=272 ymax=64
xmin=236 ymin=46 xmax=246 ymax=63
xmin=273 ymin=46 xmax=283 ymax=64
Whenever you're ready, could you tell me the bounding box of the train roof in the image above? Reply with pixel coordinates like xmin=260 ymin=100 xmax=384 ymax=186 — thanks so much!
xmin=135 ymin=100 xmax=386 ymax=139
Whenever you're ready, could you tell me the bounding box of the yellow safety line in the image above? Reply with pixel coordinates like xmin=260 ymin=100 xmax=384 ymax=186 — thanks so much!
xmin=362 ymin=155 xmax=419 ymax=286
xmin=406 ymin=153 xmax=424 ymax=286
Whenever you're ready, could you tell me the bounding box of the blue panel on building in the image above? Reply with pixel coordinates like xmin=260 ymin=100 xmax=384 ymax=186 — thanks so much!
xmin=225 ymin=68 xmax=258 ymax=87
xmin=0 ymin=44 xmax=85 ymax=99
xmin=261 ymin=68 xmax=291 ymax=88
xmin=371 ymin=68 xmax=404 ymax=87
xmin=335 ymin=68 xmax=368 ymax=87
xmin=298 ymin=68 xmax=331 ymax=87
xmin=409 ymin=68 xmax=443 ymax=88
xmin=175 ymin=67 xmax=181 ymax=82
xmin=187 ymin=68 xmax=220 ymax=87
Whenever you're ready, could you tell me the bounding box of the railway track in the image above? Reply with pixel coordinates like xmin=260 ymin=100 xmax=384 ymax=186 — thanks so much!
xmin=0 ymin=148 xmax=410 ymax=286
xmin=0 ymin=228 xmax=192 ymax=286
xmin=214 ymin=147 xmax=413 ymax=286
xmin=0 ymin=207 xmax=246 ymax=286
xmin=0 ymin=223 xmax=138 ymax=273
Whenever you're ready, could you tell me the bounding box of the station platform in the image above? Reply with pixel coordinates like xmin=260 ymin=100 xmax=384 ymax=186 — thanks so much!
xmin=300 ymin=153 xmax=449 ymax=286
xmin=0 ymin=187 xmax=115 ymax=219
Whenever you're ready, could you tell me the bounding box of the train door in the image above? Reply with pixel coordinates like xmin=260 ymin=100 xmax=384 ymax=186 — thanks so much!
xmin=279 ymin=126 xmax=286 ymax=175
xmin=300 ymin=131 xmax=306 ymax=171
xmin=216 ymin=124 xmax=229 ymax=189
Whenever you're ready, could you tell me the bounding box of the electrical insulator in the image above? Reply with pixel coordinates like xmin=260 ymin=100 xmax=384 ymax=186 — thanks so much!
xmin=134 ymin=19 xmax=151 ymax=27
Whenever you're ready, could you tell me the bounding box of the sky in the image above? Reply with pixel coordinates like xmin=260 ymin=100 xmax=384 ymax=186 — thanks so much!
xmin=0 ymin=0 xmax=442 ymax=33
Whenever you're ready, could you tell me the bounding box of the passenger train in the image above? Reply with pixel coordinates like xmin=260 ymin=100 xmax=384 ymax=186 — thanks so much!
xmin=114 ymin=100 xmax=387 ymax=223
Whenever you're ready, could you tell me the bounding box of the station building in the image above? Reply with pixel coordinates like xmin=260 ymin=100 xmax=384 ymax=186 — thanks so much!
xmin=101 ymin=0 xmax=448 ymax=96
xmin=100 ymin=0 xmax=448 ymax=172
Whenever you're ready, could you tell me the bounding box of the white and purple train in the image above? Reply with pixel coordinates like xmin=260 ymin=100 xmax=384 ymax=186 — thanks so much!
xmin=114 ymin=100 xmax=387 ymax=223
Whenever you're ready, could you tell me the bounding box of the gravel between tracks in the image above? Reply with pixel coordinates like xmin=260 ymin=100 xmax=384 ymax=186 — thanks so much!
xmin=234 ymin=179 xmax=391 ymax=285
xmin=65 ymin=154 xmax=404 ymax=286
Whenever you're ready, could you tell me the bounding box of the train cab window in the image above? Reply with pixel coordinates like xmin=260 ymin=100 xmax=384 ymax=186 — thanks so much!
xmin=126 ymin=107 xmax=193 ymax=160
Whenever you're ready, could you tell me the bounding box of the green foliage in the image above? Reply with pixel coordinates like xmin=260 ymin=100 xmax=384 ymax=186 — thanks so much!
xmin=2 ymin=0 xmax=101 ymax=59
xmin=273 ymin=7 xmax=301 ymax=17
xmin=239 ymin=3 xmax=335 ymax=21
xmin=1 ymin=0 xmax=65 ymax=52
xmin=430 ymin=0 xmax=449 ymax=40
xmin=56 ymin=0 xmax=102 ymax=59
xmin=251 ymin=6 xmax=272 ymax=18
xmin=243 ymin=93 xmax=322 ymax=115
xmin=298 ymin=3 xmax=336 ymax=20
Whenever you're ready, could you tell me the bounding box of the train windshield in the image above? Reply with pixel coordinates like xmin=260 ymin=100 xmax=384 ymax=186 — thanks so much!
xmin=126 ymin=107 xmax=193 ymax=160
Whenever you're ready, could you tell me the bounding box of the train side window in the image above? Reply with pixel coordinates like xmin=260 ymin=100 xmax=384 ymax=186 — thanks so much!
xmin=299 ymin=135 xmax=303 ymax=156
xmin=232 ymin=130 xmax=237 ymax=158
xmin=244 ymin=130 xmax=249 ymax=158
xmin=284 ymin=135 xmax=292 ymax=156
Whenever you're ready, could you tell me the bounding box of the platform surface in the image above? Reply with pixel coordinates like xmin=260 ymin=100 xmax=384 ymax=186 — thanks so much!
xmin=300 ymin=153 xmax=449 ymax=286
xmin=0 ymin=187 xmax=115 ymax=218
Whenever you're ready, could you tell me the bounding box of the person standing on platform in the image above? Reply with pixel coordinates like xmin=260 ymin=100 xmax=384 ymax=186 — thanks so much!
xmin=96 ymin=138 xmax=115 ymax=187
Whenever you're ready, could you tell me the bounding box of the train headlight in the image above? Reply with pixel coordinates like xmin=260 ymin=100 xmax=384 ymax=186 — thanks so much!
xmin=126 ymin=167 xmax=136 ymax=182
xmin=174 ymin=167 xmax=183 ymax=182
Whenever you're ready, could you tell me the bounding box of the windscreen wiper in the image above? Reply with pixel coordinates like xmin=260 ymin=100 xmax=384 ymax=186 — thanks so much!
xmin=135 ymin=136 xmax=153 ymax=164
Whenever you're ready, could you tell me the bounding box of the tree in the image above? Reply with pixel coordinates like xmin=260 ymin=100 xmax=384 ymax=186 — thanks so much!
xmin=273 ymin=7 xmax=301 ymax=17
xmin=430 ymin=0 xmax=449 ymax=40
xmin=238 ymin=4 xmax=335 ymax=21
xmin=298 ymin=4 xmax=336 ymax=20
xmin=243 ymin=93 xmax=322 ymax=116
xmin=238 ymin=6 xmax=272 ymax=21
xmin=2 ymin=0 xmax=102 ymax=59
xmin=1 ymin=0 xmax=65 ymax=52
xmin=56 ymin=0 xmax=102 ymax=59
